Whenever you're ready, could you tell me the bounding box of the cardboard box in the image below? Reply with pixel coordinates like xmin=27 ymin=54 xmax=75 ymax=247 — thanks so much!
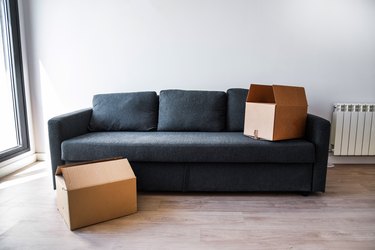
xmin=55 ymin=158 xmax=137 ymax=230
xmin=244 ymin=84 xmax=308 ymax=141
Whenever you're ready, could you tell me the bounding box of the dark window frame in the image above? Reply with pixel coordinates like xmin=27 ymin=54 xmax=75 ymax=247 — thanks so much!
xmin=0 ymin=0 xmax=30 ymax=162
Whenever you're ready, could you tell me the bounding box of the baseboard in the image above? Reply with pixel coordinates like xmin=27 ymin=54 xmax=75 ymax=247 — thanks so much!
xmin=36 ymin=153 xmax=48 ymax=162
xmin=328 ymin=153 xmax=375 ymax=165
xmin=0 ymin=153 xmax=37 ymax=178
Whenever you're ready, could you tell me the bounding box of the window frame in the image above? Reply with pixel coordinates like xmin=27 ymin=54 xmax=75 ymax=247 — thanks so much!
xmin=0 ymin=0 xmax=30 ymax=162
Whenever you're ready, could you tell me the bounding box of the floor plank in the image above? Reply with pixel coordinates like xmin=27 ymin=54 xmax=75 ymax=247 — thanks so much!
xmin=0 ymin=163 xmax=374 ymax=249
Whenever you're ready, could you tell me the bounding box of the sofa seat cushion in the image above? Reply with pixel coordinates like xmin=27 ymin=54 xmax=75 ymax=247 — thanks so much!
xmin=62 ymin=132 xmax=315 ymax=163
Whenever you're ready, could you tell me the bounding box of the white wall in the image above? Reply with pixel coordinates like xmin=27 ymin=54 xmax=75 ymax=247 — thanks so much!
xmin=21 ymin=0 xmax=375 ymax=154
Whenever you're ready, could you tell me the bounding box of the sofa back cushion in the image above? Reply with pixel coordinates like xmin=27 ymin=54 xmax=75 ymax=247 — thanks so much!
xmin=158 ymin=90 xmax=226 ymax=131
xmin=89 ymin=91 xmax=158 ymax=131
xmin=226 ymin=88 xmax=248 ymax=131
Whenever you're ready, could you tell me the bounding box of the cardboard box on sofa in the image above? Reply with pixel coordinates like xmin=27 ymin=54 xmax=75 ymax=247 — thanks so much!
xmin=244 ymin=84 xmax=308 ymax=141
xmin=55 ymin=158 xmax=137 ymax=230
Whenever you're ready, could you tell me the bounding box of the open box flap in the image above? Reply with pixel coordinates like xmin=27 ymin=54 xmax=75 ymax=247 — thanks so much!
xmin=55 ymin=157 xmax=123 ymax=176
xmin=246 ymin=84 xmax=275 ymax=103
xmin=272 ymin=85 xmax=307 ymax=106
xmin=55 ymin=158 xmax=135 ymax=191
xmin=246 ymin=84 xmax=307 ymax=107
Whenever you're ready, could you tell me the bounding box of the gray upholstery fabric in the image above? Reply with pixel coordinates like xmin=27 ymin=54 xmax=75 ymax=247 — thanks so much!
xmin=130 ymin=162 xmax=312 ymax=192
xmin=226 ymin=88 xmax=248 ymax=131
xmin=48 ymin=108 xmax=92 ymax=189
xmin=130 ymin=162 xmax=187 ymax=191
xmin=186 ymin=162 xmax=312 ymax=192
xmin=305 ymin=114 xmax=331 ymax=192
xmin=157 ymin=90 xmax=227 ymax=131
xmin=89 ymin=92 xmax=158 ymax=131
xmin=62 ymin=132 xmax=315 ymax=163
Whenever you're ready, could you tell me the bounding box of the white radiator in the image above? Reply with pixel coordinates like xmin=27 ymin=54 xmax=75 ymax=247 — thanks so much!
xmin=330 ymin=103 xmax=375 ymax=156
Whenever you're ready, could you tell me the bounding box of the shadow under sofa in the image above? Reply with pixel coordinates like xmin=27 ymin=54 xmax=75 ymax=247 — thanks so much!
xmin=48 ymin=89 xmax=330 ymax=194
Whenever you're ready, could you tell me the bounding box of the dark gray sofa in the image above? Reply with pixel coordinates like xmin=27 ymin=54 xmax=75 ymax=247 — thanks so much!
xmin=48 ymin=89 xmax=330 ymax=194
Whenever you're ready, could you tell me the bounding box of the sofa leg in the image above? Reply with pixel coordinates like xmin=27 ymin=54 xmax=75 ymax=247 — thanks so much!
xmin=301 ymin=192 xmax=311 ymax=197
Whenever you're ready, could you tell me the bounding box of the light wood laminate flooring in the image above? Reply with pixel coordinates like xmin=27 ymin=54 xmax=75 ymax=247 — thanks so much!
xmin=0 ymin=162 xmax=374 ymax=249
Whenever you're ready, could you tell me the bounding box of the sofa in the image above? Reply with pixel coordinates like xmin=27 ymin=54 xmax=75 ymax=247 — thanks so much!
xmin=48 ymin=89 xmax=330 ymax=194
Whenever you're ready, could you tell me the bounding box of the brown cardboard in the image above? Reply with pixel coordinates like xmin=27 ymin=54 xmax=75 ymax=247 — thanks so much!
xmin=55 ymin=158 xmax=137 ymax=230
xmin=244 ymin=84 xmax=308 ymax=141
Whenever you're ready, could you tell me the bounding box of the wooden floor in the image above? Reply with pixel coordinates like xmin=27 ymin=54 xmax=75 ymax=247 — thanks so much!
xmin=0 ymin=162 xmax=374 ymax=250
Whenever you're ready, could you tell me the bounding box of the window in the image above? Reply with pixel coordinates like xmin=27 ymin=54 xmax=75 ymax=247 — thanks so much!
xmin=0 ymin=0 xmax=29 ymax=162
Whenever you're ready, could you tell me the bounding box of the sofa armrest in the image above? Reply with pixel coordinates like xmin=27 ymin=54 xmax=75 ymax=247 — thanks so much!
xmin=48 ymin=108 xmax=92 ymax=189
xmin=305 ymin=113 xmax=331 ymax=192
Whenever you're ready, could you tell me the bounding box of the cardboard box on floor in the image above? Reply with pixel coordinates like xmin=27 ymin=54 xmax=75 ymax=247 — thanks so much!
xmin=55 ymin=158 xmax=137 ymax=230
xmin=244 ymin=84 xmax=308 ymax=141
